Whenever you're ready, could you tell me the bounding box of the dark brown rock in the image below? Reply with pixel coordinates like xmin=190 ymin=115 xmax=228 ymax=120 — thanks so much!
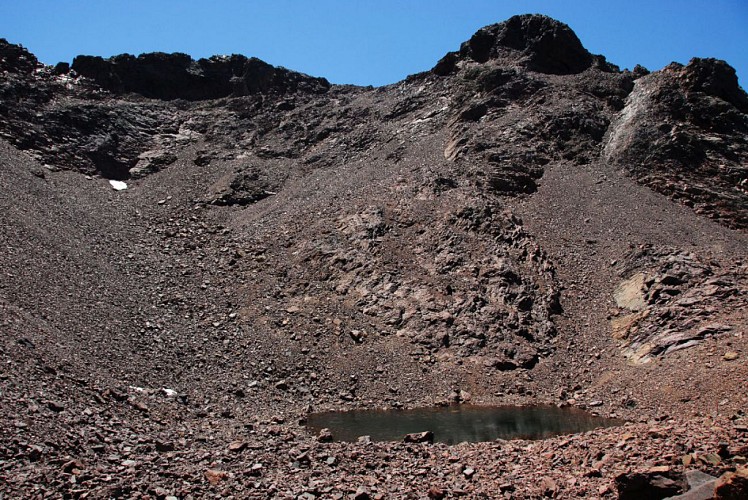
xmin=615 ymin=470 xmax=684 ymax=499
xmin=46 ymin=400 xmax=64 ymax=412
xmin=403 ymin=431 xmax=434 ymax=444
xmin=317 ymin=428 xmax=333 ymax=443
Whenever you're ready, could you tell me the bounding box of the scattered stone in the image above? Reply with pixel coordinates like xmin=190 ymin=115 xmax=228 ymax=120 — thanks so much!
xmin=46 ymin=400 xmax=65 ymax=412
xmin=228 ymin=440 xmax=248 ymax=452
xmin=160 ymin=388 xmax=178 ymax=398
xmin=427 ymin=486 xmax=446 ymax=499
xmin=354 ymin=486 xmax=371 ymax=500
xmin=317 ymin=428 xmax=333 ymax=443
xmin=403 ymin=431 xmax=434 ymax=444
xmin=540 ymin=477 xmax=558 ymax=496
xmin=155 ymin=440 xmax=174 ymax=452
xmin=205 ymin=469 xmax=228 ymax=485
xmin=61 ymin=459 xmax=85 ymax=473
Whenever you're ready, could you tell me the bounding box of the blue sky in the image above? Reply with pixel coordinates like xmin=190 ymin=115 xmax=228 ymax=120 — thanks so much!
xmin=2 ymin=1 xmax=746 ymax=87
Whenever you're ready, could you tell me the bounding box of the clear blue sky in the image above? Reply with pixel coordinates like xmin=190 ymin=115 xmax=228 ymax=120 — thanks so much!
xmin=2 ymin=1 xmax=746 ymax=87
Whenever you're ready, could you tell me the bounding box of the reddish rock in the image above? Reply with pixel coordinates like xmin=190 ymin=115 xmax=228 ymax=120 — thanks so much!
xmin=228 ymin=440 xmax=247 ymax=452
xmin=205 ymin=469 xmax=228 ymax=485
xmin=714 ymin=468 xmax=748 ymax=499
xmin=427 ymin=486 xmax=446 ymax=499
xmin=317 ymin=428 xmax=333 ymax=443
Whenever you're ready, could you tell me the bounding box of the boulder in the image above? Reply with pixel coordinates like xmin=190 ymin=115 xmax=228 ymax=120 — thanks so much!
xmin=714 ymin=468 xmax=748 ymax=499
xmin=615 ymin=469 xmax=685 ymax=499
xmin=403 ymin=431 xmax=434 ymax=443
xmin=667 ymin=470 xmax=719 ymax=500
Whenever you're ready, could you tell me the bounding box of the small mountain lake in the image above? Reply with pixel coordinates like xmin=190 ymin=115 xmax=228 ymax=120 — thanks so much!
xmin=307 ymin=405 xmax=623 ymax=444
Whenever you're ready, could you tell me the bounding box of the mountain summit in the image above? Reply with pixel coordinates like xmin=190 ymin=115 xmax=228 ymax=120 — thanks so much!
xmin=436 ymin=14 xmax=598 ymax=74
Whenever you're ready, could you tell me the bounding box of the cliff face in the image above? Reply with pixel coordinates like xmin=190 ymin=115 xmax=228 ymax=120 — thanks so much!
xmin=1 ymin=15 xmax=747 ymax=498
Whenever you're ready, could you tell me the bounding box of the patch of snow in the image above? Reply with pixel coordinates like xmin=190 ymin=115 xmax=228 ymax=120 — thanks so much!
xmin=109 ymin=180 xmax=128 ymax=191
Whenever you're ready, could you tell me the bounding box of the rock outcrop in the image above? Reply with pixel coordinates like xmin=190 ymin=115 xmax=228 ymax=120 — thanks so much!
xmin=434 ymin=14 xmax=605 ymax=76
xmin=71 ymin=52 xmax=330 ymax=100
xmin=0 ymin=38 xmax=40 ymax=73
xmin=605 ymin=57 xmax=748 ymax=229
xmin=610 ymin=245 xmax=747 ymax=364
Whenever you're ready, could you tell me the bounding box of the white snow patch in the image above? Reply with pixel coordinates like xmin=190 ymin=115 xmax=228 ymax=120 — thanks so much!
xmin=109 ymin=180 xmax=128 ymax=191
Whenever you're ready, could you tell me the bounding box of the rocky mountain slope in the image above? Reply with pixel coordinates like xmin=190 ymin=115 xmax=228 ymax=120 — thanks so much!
xmin=1 ymin=14 xmax=747 ymax=498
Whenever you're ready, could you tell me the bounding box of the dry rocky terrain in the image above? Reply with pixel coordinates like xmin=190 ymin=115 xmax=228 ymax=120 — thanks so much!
xmin=1 ymin=14 xmax=747 ymax=499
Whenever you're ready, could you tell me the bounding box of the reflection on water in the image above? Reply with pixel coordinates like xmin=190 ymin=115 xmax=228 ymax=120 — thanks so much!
xmin=306 ymin=405 xmax=622 ymax=444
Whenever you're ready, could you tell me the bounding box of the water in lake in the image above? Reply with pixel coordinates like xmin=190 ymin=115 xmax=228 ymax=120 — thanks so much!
xmin=306 ymin=405 xmax=622 ymax=444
